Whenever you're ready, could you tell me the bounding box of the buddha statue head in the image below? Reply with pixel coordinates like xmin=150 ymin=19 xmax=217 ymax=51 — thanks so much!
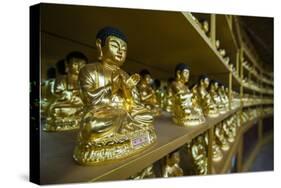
xmin=96 ymin=27 xmax=128 ymax=67
xmin=65 ymin=51 xmax=88 ymax=75
xmin=140 ymin=69 xmax=153 ymax=85
xmin=175 ymin=63 xmax=190 ymax=84
xmin=199 ymin=75 xmax=210 ymax=88
xmin=201 ymin=20 xmax=209 ymax=34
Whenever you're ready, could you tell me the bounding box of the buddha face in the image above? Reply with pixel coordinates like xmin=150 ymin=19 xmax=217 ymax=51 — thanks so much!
xmin=214 ymin=82 xmax=219 ymax=90
xmin=98 ymin=36 xmax=127 ymax=67
xmin=67 ymin=58 xmax=86 ymax=75
xmin=177 ymin=69 xmax=190 ymax=83
xmin=202 ymin=20 xmax=209 ymax=33
xmin=143 ymin=74 xmax=153 ymax=85
xmin=201 ymin=77 xmax=209 ymax=88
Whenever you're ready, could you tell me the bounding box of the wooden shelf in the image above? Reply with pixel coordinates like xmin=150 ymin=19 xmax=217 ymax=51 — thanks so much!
xmin=41 ymin=108 xmax=239 ymax=184
xmin=42 ymin=4 xmax=234 ymax=82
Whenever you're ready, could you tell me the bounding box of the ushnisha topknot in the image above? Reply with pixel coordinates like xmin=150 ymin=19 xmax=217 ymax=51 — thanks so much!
xmin=96 ymin=26 xmax=128 ymax=47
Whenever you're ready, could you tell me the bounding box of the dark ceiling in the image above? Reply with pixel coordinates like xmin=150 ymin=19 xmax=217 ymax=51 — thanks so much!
xmin=239 ymin=16 xmax=273 ymax=72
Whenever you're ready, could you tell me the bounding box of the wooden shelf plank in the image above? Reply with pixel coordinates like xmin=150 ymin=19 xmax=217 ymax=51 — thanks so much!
xmin=41 ymin=108 xmax=239 ymax=184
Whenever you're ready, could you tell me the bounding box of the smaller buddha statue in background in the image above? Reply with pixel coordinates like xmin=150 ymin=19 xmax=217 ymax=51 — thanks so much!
xmin=153 ymin=79 xmax=165 ymax=109
xmin=215 ymin=122 xmax=230 ymax=151
xmin=162 ymin=151 xmax=184 ymax=177
xmin=41 ymin=67 xmax=57 ymax=117
xmin=129 ymin=165 xmax=155 ymax=180
xmin=215 ymin=40 xmax=226 ymax=57
xmin=170 ymin=63 xmax=205 ymax=126
xmin=209 ymin=80 xmax=227 ymax=114
xmin=218 ymin=83 xmax=229 ymax=110
xmin=137 ymin=69 xmax=161 ymax=116
xmin=163 ymin=78 xmax=175 ymax=113
xmin=187 ymin=135 xmax=208 ymax=175
xmin=44 ymin=52 xmax=88 ymax=131
xmin=204 ymin=132 xmax=223 ymax=162
xmin=200 ymin=19 xmax=209 ymax=36
xmin=193 ymin=75 xmax=219 ymax=117
xmin=223 ymin=117 xmax=236 ymax=143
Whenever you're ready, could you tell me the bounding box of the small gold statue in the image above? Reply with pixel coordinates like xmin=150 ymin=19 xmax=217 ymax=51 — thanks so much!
xmin=137 ymin=69 xmax=161 ymax=116
xmin=204 ymin=132 xmax=223 ymax=162
xmin=187 ymin=135 xmax=208 ymax=175
xmin=44 ymin=52 xmax=88 ymax=131
xmin=41 ymin=67 xmax=57 ymax=117
xmin=223 ymin=117 xmax=236 ymax=143
xmin=215 ymin=40 xmax=226 ymax=57
xmin=170 ymin=63 xmax=205 ymax=126
xmin=200 ymin=20 xmax=209 ymax=36
xmin=162 ymin=151 xmax=184 ymax=177
xmin=215 ymin=123 xmax=230 ymax=151
xmin=209 ymin=80 xmax=227 ymax=114
xmin=73 ymin=27 xmax=157 ymax=165
xmin=129 ymin=165 xmax=155 ymax=180
xmin=218 ymin=83 xmax=229 ymax=110
xmin=194 ymin=75 xmax=219 ymax=117
xmin=153 ymin=79 xmax=165 ymax=109
xmin=163 ymin=78 xmax=174 ymax=112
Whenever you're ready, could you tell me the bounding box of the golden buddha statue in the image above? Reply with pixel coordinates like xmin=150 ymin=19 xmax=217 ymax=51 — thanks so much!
xmin=209 ymin=80 xmax=227 ymax=114
xmin=44 ymin=52 xmax=88 ymax=131
xmin=200 ymin=20 xmax=209 ymax=36
xmin=129 ymin=165 xmax=155 ymax=180
xmin=163 ymin=78 xmax=174 ymax=113
xmin=41 ymin=67 xmax=57 ymax=117
xmin=153 ymin=79 xmax=165 ymax=109
xmin=215 ymin=40 xmax=226 ymax=57
xmin=215 ymin=123 xmax=230 ymax=151
xmin=170 ymin=63 xmax=205 ymax=126
xmin=194 ymin=76 xmax=219 ymax=117
xmin=187 ymin=135 xmax=208 ymax=175
xmin=137 ymin=69 xmax=161 ymax=116
xmin=204 ymin=132 xmax=223 ymax=162
xmin=162 ymin=151 xmax=184 ymax=177
xmin=223 ymin=118 xmax=236 ymax=143
xmin=218 ymin=83 xmax=229 ymax=110
xmin=73 ymin=27 xmax=157 ymax=165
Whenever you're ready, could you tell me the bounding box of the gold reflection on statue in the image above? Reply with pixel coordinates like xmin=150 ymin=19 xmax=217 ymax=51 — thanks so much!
xmin=44 ymin=52 xmax=87 ymax=131
xmin=162 ymin=151 xmax=184 ymax=177
xmin=73 ymin=27 xmax=157 ymax=165
xmin=171 ymin=64 xmax=205 ymax=126
xmin=194 ymin=76 xmax=219 ymax=117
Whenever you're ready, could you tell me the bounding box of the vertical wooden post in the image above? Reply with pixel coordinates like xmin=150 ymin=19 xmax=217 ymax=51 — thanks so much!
xmin=229 ymin=15 xmax=233 ymax=30
xmin=236 ymin=50 xmax=240 ymax=76
xmin=210 ymin=14 xmax=216 ymax=47
xmin=207 ymin=128 xmax=214 ymax=174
